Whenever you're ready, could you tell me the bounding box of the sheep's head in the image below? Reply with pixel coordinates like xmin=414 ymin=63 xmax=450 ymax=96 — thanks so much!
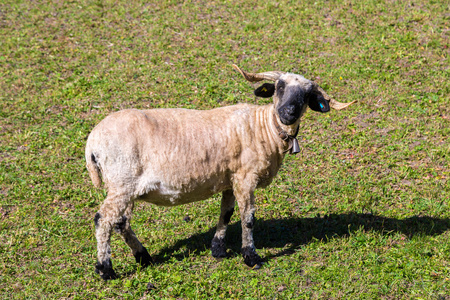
xmin=233 ymin=64 xmax=356 ymax=125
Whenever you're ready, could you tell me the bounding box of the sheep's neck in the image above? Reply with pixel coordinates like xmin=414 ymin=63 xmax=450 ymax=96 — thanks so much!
xmin=271 ymin=114 xmax=300 ymax=154
xmin=255 ymin=105 xmax=300 ymax=157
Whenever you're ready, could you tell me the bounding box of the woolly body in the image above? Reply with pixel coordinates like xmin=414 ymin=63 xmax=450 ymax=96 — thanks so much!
xmin=86 ymin=104 xmax=286 ymax=207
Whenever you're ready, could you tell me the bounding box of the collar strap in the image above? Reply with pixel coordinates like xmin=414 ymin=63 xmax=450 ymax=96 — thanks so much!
xmin=272 ymin=114 xmax=300 ymax=154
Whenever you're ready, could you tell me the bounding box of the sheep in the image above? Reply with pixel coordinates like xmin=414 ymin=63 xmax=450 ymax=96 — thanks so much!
xmin=85 ymin=64 xmax=356 ymax=280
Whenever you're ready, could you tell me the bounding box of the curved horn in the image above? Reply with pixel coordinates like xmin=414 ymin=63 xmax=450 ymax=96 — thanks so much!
xmin=312 ymin=83 xmax=357 ymax=110
xmin=232 ymin=64 xmax=284 ymax=82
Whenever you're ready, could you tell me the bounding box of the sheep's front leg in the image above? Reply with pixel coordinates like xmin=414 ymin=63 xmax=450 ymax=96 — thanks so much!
xmin=211 ymin=189 xmax=235 ymax=258
xmin=233 ymin=182 xmax=263 ymax=269
xmin=114 ymin=202 xmax=153 ymax=267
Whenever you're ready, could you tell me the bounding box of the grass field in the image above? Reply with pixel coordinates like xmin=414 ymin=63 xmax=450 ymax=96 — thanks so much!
xmin=1 ymin=0 xmax=449 ymax=298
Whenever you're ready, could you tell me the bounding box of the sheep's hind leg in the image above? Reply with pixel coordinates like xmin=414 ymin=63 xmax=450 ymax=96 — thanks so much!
xmin=211 ymin=189 xmax=235 ymax=258
xmin=114 ymin=202 xmax=153 ymax=267
xmin=94 ymin=195 xmax=124 ymax=280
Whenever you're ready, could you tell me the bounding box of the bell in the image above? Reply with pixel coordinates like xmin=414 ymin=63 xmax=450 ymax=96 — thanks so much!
xmin=290 ymin=138 xmax=300 ymax=154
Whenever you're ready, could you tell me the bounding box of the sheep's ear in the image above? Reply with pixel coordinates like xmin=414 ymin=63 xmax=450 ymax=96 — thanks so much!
xmin=308 ymin=92 xmax=330 ymax=113
xmin=254 ymin=83 xmax=275 ymax=98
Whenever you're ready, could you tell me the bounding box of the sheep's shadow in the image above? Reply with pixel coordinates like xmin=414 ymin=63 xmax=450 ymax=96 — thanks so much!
xmin=150 ymin=213 xmax=450 ymax=264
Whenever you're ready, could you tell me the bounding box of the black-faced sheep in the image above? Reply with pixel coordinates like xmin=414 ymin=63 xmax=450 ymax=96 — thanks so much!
xmin=85 ymin=65 xmax=356 ymax=279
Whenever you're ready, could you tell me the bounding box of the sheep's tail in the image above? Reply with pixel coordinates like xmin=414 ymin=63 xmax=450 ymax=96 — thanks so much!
xmin=86 ymin=152 xmax=102 ymax=188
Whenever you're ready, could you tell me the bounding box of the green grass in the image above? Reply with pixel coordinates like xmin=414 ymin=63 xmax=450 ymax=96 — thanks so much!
xmin=1 ymin=0 xmax=449 ymax=298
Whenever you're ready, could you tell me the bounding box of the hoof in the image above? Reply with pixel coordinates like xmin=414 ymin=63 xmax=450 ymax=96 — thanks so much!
xmin=95 ymin=260 xmax=117 ymax=280
xmin=134 ymin=247 xmax=153 ymax=268
xmin=211 ymin=237 xmax=228 ymax=258
xmin=147 ymin=282 xmax=157 ymax=290
xmin=242 ymin=246 xmax=263 ymax=269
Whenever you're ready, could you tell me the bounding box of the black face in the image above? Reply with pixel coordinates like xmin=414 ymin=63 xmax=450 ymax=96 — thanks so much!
xmin=253 ymin=77 xmax=331 ymax=125
xmin=276 ymin=80 xmax=308 ymax=125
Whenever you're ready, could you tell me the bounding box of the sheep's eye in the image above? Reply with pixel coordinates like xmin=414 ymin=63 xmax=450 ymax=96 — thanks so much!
xmin=276 ymin=80 xmax=286 ymax=95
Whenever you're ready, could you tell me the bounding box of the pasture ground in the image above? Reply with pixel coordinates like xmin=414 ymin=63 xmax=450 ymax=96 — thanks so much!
xmin=1 ymin=0 xmax=449 ymax=298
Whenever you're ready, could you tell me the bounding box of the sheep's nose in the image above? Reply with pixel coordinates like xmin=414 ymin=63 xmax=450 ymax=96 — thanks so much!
xmin=282 ymin=105 xmax=296 ymax=115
